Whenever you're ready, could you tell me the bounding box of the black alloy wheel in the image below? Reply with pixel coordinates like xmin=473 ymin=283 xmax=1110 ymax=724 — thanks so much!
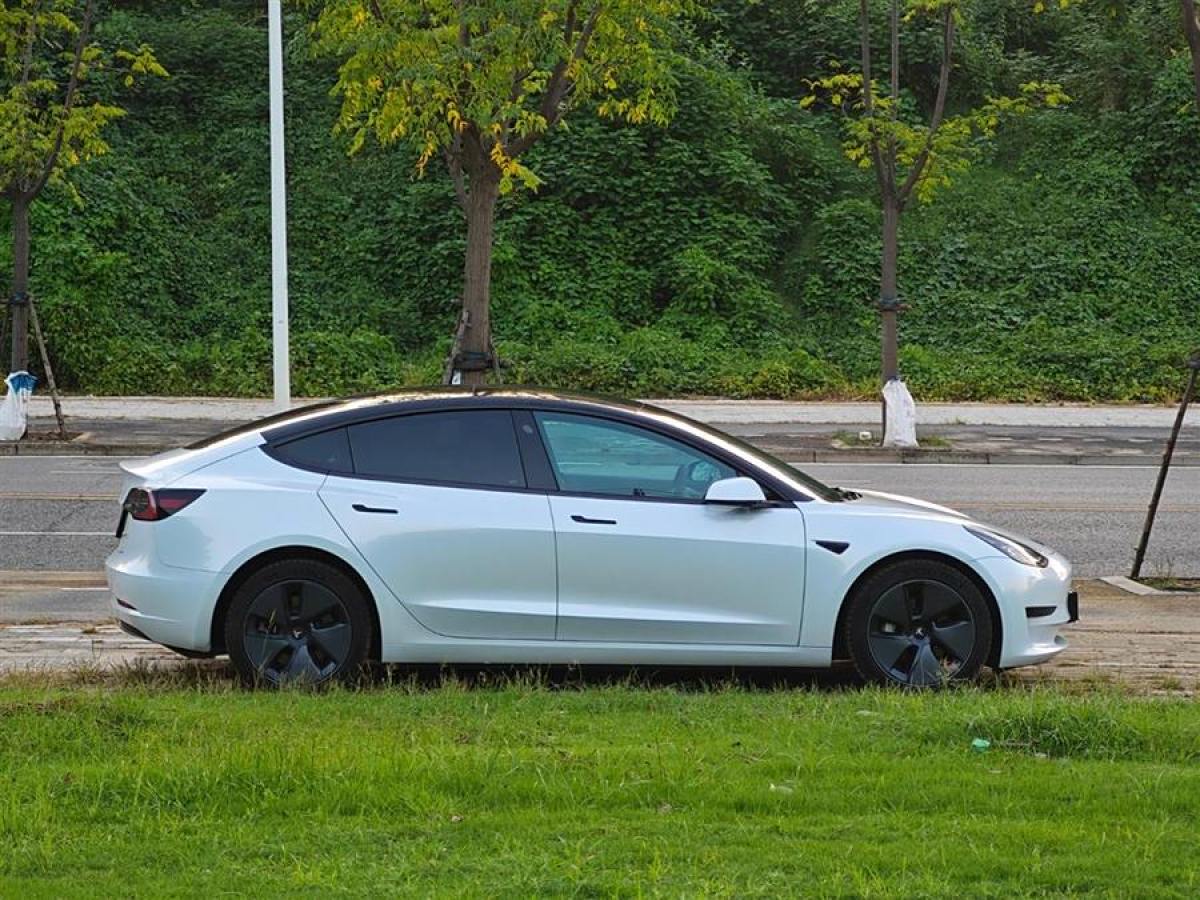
xmin=225 ymin=558 xmax=372 ymax=687
xmin=847 ymin=559 xmax=993 ymax=687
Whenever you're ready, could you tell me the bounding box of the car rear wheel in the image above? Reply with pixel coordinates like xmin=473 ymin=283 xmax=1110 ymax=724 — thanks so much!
xmin=224 ymin=558 xmax=373 ymax=687
xmin=845 ymin=559 xmax=993 ymax=687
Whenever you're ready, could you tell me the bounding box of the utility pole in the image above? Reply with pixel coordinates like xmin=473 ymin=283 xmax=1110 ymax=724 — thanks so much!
xmin=268 ymin=0 xmax=291 ymax=411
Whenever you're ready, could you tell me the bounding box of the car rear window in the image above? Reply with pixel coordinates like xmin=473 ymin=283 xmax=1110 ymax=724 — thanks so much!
xmin=347 ymin=410 xmax=526 ymax=489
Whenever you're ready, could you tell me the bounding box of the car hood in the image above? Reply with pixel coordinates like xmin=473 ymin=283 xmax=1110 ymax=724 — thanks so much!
xmin=844 ymin=489 xmax=969 ymax=520
xmin=843 ymin=488 xmax=1060 ymax=559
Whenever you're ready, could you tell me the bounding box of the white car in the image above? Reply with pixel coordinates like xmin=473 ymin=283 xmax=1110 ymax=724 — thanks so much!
xmin=107 ymin=389 xmax=1077 ymax=686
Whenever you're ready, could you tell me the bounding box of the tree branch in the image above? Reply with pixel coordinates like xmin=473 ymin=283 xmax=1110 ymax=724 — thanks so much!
xmin=859 ymin=0 xmax=888 ymax=201
xmin=509 ymin=65 xmax=535 ymax=102
xmin=504 ymin=3 xmax=600 ymax=158
xmin=456 ymin=0 xmax=470 ymax=49
xmin=562 ymin=0 xmax=580 ymax=43
xmin=19 ymin=4 xmax=40 ymax=89
xmin=444 ymin=137 xmax=467 ymax=214
xmin=887 ymin=0 xmax=899 ymax=185
xmin=897 ymin=4 xmax=955 ymax=208
xmin=27 ymin=0 xmax=96 ymax=201
xmin=369 ymin=0 xmax=385 ymax=22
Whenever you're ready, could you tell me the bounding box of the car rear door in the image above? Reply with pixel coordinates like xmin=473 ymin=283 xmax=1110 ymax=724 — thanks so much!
xmin=532 ymin=411 xmax=807 ymax=645
xmin=317 ymin=409 xmax=557 ymax=640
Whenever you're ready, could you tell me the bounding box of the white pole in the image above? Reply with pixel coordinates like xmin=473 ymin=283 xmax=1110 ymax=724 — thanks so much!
xmin=268 ymin=0 xmax=291 ymax=410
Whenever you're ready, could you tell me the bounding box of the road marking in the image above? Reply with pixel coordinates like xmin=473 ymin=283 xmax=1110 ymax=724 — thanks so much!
xmin=804 ymin=462 xmax=1174 ymax=469
xmin=47 ymin=469 xmax=123 ymax=475
xmin=0 ymin=455 xmax=146 ymax=462
xmin=0 ymin=570 xmax=107 ymax=588
xmin=0 ymin=493 xmax=114 ymax=501
xmin=0 ymin=531 xmax=112 ymax=537
xmin=954 ymin=503 xmax=1200 ymax=513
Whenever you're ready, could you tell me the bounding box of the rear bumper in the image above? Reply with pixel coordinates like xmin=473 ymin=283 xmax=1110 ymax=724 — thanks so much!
xmin=106 ymin=549 xmax=222 ymax=652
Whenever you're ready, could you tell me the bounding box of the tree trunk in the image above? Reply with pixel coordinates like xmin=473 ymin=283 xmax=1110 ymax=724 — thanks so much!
xmin=457 ymin=170 xmax=500 ymax=388
xmin=879 ymin=196 xmax=900 ymax=384
xmin=1182 ymin=0 xmax=1200 ymax=115
xmin=9 ymin=196 xmax=31 ymax=373
xmin=877 ymin=194 xmax=902 ymax=443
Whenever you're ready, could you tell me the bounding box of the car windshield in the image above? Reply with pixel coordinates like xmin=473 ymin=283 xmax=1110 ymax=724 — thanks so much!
xmin=646 ymin=411 xmax=844 ymax=502
xmin=716 ymin=431 xmax=845 ymax=502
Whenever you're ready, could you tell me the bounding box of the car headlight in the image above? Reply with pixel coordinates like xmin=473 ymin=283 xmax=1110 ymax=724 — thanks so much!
xmin=964 ymin=526 xmax=1049 ymax=568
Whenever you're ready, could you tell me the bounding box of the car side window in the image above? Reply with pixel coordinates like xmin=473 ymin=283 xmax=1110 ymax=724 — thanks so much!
xmin=347 ymin=410 xmax=526 ymax=489
xmin=271 ymin=427 xmax=353 ymax=474
xmin=534 ymin=412 xmax=737 ymax=501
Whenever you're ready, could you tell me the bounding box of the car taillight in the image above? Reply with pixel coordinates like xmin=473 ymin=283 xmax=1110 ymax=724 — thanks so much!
xmin=123 ymin=488 xmax=205 ymax=522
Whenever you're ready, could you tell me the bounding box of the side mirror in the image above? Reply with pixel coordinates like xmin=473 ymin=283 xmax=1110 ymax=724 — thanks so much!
xmin=704 ymin=477 xmax=768 ymax=506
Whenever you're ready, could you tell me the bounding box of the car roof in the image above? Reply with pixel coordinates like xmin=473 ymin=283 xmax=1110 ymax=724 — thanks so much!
xmin=255 ymin=387 xmax=663 ymax=443
xmin=185 ymin=387 xmax=657 ymax=451
xmin=188 ymin=387 xmax=839 ymax=503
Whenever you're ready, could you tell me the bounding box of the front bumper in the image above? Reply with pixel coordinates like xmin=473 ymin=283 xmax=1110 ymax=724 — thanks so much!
xmin=975 ymin=552 xmax=1075 ymax=669
xmin=106 ymin=548 xmax=222 ymax=652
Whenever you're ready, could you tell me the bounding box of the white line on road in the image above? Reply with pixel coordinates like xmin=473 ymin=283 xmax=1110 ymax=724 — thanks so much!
xmin=796 ymin=465 xmax=1171 ymax=472
xmin=0 ymin=531 xmax=113 ymax=537
xmin=0 ymin=458 xmax=147 ymax=465
xmin=0 ymin=494 xmax=114 ymax=501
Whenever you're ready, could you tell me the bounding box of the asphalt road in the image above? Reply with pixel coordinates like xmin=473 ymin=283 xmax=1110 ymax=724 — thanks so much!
xmin=1 ymin=454 xmax=1197 ymax=622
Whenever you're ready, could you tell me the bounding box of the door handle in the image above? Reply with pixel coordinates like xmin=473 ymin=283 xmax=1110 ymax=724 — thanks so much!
xmin=353 ymin=503 xmax=398 ymax=515
xmin=571 ymin=515 xmax=617 ymax=525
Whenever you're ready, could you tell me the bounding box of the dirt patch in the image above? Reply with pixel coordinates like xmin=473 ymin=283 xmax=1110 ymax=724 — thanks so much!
xmin=1 ymin=580 xmax=1197 ymax=693
xmin=1007 ymin=579 xmax=1200 ymax=694
xmin=1138 ymin=577 xmax=1200 ymax=593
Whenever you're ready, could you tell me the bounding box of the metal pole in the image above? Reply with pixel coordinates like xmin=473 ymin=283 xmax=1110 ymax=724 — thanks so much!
xmin=268 ymin=0 xmax=291 ymax=411
xmin=1131 ymin=354 xmax=1200 ymax=579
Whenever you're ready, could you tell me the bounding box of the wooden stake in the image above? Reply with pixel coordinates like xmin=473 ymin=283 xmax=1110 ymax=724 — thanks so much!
xmin=28 ymin=297 xmax=67 ymax=439
xmin=443 ymin=307 xmax=470 ymax=386
xmin=1131 ymin=354 xmax=1200 ymax=579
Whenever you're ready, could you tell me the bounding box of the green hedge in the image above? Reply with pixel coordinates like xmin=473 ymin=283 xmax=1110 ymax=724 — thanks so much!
xmin=1 ymin=1 xmax=1197 ymax=401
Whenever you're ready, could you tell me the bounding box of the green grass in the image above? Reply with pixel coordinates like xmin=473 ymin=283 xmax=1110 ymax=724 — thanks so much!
xmin=831 ymin=430 xmax=952 ymax=450
xmin=2 ymin=674 xmax=1199 ymax=897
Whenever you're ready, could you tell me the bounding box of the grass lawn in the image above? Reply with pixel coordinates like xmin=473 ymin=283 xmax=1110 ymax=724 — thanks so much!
xmin=1 ymin=672 xmax=1198 ymax=897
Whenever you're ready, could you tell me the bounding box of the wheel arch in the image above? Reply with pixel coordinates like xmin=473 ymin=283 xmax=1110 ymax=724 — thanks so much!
xmin=209 ymin=545 xmax=382 ymax=661
xmin=830 ymin=550 xmax=1003 ymax=667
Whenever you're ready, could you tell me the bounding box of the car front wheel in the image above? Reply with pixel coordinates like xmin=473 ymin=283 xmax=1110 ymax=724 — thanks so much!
xmin=845 ymin=559 xmax=993 ymax=687
xmin=224 ymin=558 xmax=373 ymax=687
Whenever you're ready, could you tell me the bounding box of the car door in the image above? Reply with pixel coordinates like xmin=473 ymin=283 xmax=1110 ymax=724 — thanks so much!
xmin=318 ymin=409 xmax=557 ymax=640
xmin=533 ymin=411 xmax=807 ymax=645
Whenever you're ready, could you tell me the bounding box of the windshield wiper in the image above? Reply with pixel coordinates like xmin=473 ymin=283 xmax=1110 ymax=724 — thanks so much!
xmin=834 ymin=487 xmax=862 ymax=502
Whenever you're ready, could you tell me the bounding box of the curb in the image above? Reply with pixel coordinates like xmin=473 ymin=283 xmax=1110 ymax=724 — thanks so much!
xmin=786 ymin=449 xmax=1196 ymax=466
xmin=1100 ymin=575 xmax=1200 ymax=597
xmin=1 ymin=442 xmax=165 ymax=456
xmin=4 ymin=440 xmax=1197 ymax=465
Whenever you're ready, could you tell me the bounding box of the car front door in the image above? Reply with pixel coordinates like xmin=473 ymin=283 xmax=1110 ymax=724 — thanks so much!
xmin=318 ymin=409 xmax=557 ymax=640
xmin=533 ymin=411 xmax=807 ymax=645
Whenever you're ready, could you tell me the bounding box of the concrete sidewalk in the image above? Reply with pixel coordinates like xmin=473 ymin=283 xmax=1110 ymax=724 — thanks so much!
xmin=9 ymin=394 xmax=1198 ymax=464
xmin=26 ymin=394 xmax=1200 ymax=427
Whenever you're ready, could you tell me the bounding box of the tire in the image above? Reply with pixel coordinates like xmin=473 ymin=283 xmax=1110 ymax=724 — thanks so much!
xmin=224 ymin=557 xmax=374 ymax=687
xmin=845 ymin=558 xmax=993 ymax=688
